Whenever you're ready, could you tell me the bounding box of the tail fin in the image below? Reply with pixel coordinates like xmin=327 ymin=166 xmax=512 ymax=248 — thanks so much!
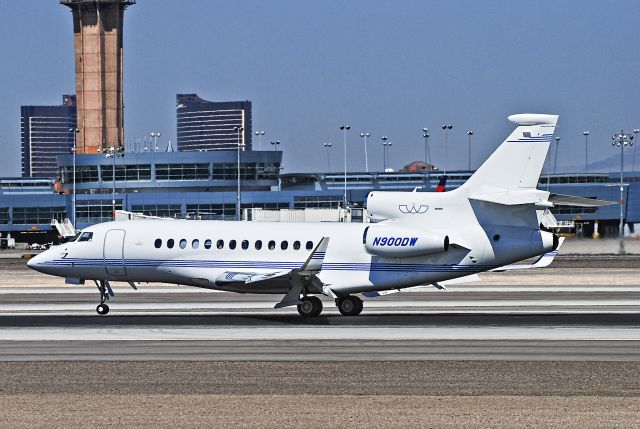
xmin=460 ymin=114 xmax=558 ymax=193
xmin=435 ymin=176 xmax=447 ymax=192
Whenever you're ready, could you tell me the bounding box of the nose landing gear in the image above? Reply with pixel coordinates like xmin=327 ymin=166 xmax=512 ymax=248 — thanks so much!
xmin=336 ymin=295 xmax=363 ymax=316
xmin=94 ymin=280 xmax=113 ymax=315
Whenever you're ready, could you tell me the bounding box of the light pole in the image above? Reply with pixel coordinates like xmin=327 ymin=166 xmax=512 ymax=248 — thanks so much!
xmin=69 ymin=128 xmax=79 ymax=227
xmin=270 ymin=140 xmax=280 ymax=151
xmin=583 ymin=131 xmax=590 ymax=179
xmin=633 ymin=129 xmax=640 ymax=172
xmin=381 ymin=136 xmax=389 ymax=171
xmin=360 ymin=132 xmax=370 ymax=173
xmin=553 ymin=136 xmax=561 ymax=174
xmin=254 ymin=130 xmax=265 ymax=150
xmin=234 ymin=126 xmax=244 ymax=221
xmin=442 ymin=124 xmax=452 ymax=175
xmin=323 ymin=142 xmax=333 ymax=171
xmin=150 ymin=132 xmax=161 ymax=152
xmin=340 ymin=125 xmax=351 ymax=209
xmin=103 ymin=144 xmax=124 ymax=219
xmin=422 ymin=128 xmax=431 ymax=167
xmin=612 ymin=131 xmax=634 ymax=254
xmin=467 ymin=130 xmax=474 ymax=171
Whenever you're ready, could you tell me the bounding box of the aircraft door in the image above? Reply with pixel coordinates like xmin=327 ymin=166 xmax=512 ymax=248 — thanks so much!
xmin=104 ymin=229 xmax=127 ymax=277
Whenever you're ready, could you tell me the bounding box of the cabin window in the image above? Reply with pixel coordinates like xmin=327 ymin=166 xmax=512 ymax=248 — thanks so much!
xmin=268 ymin=240 xmax=276 ymax=250
xmin=78 ymin=232 xmax=93 ymax=242
xmin=179 ymin=239 xmax=187 ymax=249
xmin=204 ymin=239 xmax=212 ymax=249
xmin=306 ymin=241 xmax=313 ymax=250
xmin=217 ymin=239 xmax=224 ymax=249
xmin=192 ymin=239 xmax=200 ymax=249
xmin=167 ymin=239 xmax=175 ymax=249
xmin=281 ymin=241 xmax=288 ymax=250
xmin=154 ymin=239 xmax=162 ymax=248
xmin=241 ymin=240 xmax=249 ymax=250
xmin=255 ymin=240 xmax=262 ymax=250
xmin=229 ymin=240 xmax=237 ymax=250
xmin=293 ymin=241 xmax=301 ymax=250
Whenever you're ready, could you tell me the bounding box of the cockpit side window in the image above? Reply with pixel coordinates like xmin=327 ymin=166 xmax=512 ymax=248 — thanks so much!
xmin=77 ymin=232 xmax=93 ymax=242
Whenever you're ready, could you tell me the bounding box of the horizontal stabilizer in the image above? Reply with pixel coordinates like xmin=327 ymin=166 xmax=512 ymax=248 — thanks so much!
xmin=469 ymin=189 xmax=551 ymax=207
xmin=548 ymin=193 xmax=615 ymax=207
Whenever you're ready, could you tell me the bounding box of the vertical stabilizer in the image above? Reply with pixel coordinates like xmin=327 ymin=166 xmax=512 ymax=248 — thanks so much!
xmin=461 ymin=114 xmax=558 ymax=194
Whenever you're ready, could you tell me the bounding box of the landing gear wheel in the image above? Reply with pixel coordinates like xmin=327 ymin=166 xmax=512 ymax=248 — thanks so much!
xmin=96 ymin=303 xmax=109 ymax=315
xmin=297 ymin=296 xmax=323 ymax=317
xmin=336 ymin=295 xmax=363 ymax=316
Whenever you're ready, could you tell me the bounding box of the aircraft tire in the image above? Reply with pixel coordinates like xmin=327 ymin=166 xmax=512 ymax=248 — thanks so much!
xmin=297 ymin=296 xmax=322 ymax=317
xmin=336 ymin=296 xmax=363 ymax=316
xmin=96 ymin=303 xmax=109 ymax=315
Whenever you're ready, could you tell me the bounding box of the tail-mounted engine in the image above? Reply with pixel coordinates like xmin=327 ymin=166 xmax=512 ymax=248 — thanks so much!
xmin=363 ymin=225 xmax=449 ymax=258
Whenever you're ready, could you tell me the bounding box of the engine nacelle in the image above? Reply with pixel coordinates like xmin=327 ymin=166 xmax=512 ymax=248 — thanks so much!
xmin=363 ymin=225 xmax=449 ymax=258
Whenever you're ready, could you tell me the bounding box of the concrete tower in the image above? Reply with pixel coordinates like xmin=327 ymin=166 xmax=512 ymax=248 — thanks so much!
xmin=60 ymin=0 xmax=134 ymax=154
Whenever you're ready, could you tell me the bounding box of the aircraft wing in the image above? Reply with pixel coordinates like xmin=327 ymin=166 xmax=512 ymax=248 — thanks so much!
xmin=212 ymin=238 xmax=331 ymax=309
xmin=491 ymin=237 xmax=564 ymax=272
xmin=362 ymin=274 xmax=481 ymax=297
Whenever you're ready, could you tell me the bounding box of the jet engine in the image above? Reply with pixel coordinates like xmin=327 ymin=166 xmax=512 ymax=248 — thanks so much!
xmin=363 ymin=224 xmax=449 ymax=258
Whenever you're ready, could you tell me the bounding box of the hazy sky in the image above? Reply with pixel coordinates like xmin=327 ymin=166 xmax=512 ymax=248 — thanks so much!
xmin=1 ymin=0 xmax=639 ymax=176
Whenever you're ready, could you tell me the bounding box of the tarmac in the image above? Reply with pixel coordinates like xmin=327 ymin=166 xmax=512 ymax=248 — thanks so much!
xmin=0 ymin=253 xmax=639 ymax=427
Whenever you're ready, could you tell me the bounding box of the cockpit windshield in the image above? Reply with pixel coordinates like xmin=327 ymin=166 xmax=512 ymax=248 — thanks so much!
xmin=77 ymin=232 xmax=93 ymax=242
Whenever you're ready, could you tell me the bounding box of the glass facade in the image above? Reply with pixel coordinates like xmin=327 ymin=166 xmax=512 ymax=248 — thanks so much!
xmin=13 ymin=207 xmax=66 ymax=224
xmin=76 ymin=200 xmax=122 ymax=224
xmin=21 ymin=96 xmax=77 ymax=178
xmin=132 ymin=204 xmax=182 ymax=218
xmin=61 ymin=166 xmax=99 ymax=183
xmin=294 ymin=195 xmax=343 ymax=209
xmin=176 ymin=94 xmax=252 ymax=151
xmin=155 ymin=163 xmax=209 ymax=181
xmin=102 ymin=164 xmax=152 ymax=182
xmin=186 ymin=203 xmax=236 ymax=220
xmin=0 ymin=208 xmax=8 ymax=224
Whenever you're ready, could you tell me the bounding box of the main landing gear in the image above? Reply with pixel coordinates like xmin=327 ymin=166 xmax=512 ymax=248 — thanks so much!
xmin=297 ymin=296 xmax=323 ymax=317
xmin=94 ymin=280 xmax=113 ymax=315
xmin=336 ymin=295 xmax=363 ymax=316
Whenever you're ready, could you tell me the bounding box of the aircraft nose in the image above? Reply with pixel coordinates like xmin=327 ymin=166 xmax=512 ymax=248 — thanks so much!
xmin=26 ymin=251 xmax=46 ymax=271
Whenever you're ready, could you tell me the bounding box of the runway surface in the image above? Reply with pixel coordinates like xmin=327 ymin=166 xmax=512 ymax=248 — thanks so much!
xmin=1 ymin=255 xmax=640 ymax=361
xmin=2 ymin=256 xmax=640 ymax=427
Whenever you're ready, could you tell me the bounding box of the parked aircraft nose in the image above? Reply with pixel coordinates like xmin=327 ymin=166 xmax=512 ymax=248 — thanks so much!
xmin=26 ymin=251 xmax=47 ymax=273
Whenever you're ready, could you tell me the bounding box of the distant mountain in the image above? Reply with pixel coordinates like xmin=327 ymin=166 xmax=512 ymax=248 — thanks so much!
xmin=563 ymin=151 xmax=640 ymax=174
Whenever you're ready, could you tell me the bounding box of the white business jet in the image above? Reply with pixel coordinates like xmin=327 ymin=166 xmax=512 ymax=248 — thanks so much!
xmin=28 ymin=114 xmax=603 ymax=317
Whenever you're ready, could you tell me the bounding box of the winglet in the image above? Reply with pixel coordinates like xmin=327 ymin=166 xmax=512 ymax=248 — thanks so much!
xmin=299 ymin=237 xmax=330 ymax=274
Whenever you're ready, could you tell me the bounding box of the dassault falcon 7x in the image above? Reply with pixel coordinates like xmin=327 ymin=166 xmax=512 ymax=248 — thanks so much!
xmin=28 ymin=114 xmax=605 ymax=317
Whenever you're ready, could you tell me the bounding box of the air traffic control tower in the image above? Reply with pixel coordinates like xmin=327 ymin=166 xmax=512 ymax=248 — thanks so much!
xmin=60 ymin=0 xmax=135 ymax=154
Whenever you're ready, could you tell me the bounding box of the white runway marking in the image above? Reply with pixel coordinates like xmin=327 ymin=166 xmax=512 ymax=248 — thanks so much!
xmin=2 ymin=326 xmax=640 ymax=342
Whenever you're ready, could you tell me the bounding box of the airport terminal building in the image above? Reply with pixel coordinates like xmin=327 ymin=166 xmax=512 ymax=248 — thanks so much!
xmin=0 ymin=146 xmax=639 ymax=243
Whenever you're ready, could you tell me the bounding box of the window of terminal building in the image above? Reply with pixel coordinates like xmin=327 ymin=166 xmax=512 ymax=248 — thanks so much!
xmin=102 ymin=164 xmax=151 ymax=182
xmin=76 ymin=201 xmax=122 ymax=223
xmin=12 ymin=206 xmax=66 ymax=225
xmin=186 ymin=204 xmax=236 ymax=220
xmin=131 ymin=204 xmax=182 ymax=219
xmin=0 ymin=208 xmax=8 ymax=224
xmin=294 ymin=195 xmax=343 ymax=209
xmin=60 ymin=166 xmax=99 ymax=183
xmin=256 ymin=163 xmax=280 ymax=180
xmin=155 ymin=163 xmax=209 ymax=181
